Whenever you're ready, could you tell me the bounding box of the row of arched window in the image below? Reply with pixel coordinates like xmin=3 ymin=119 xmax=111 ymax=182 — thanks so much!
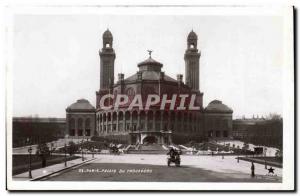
xmin=96 ymin=110 xmax=201 ymax=133
xmin=96 ymin=110 xmax=199 ymax=122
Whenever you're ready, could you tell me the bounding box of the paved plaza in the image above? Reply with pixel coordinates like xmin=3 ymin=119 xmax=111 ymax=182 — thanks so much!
xmin=40 ymin=154 xmax=282 ymax=182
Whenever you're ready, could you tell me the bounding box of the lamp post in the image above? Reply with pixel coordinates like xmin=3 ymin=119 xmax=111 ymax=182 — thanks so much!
xmin=92 ymin=146 xmax=94 ymax=158
xmin=81 ymin=139 xmax=84 ymax=161
xmin=64 ymin=134 xmax=69 ymax=167
xmin=264 ymin=146 xmax=267 ymax=169
xmin=50 ymin=142 xmax=54 ymax=156
xmin=28 ymin=146 xmax=32 ymax=179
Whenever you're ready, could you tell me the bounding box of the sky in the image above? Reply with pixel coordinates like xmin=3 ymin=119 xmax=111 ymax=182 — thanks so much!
xmin=12 ymin=13 xmax=284 ymax=118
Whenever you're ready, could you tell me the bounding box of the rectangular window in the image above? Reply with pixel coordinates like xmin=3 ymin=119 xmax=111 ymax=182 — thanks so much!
xmin=78 ymin=129 xmax=83 ymax=136
xmin=85 ymin=129 xmax=91 ymax=136
xmin=223 ymin=130 xmax=228 ymax=137
xmin=208 ymin=130 xmax=213 ymax=137
xmin=216 ymin=130 xmax=220 ymax=137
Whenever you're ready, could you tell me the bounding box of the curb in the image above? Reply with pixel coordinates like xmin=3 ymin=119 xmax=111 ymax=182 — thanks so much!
xmin=30 ymin=158 xmax=97 ymax=181
xmin=236 ymin=157 xmax=282 ymax=168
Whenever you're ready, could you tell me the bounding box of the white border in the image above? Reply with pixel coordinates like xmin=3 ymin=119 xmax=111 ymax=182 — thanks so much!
xmin=4 ymin=4 xmax=294 ymax=191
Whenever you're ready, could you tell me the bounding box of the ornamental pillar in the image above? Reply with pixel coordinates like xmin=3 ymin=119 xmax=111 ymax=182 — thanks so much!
xmin=101 ymin=114 xmax=104 ymax=134
xmin=160 ymin=111 xmax=163 ymax=131
xmin=152 ymin=110 xmax=155 ymax=132
xmin=110 ymin=112 xmax=113 ymax=132
xmin=83 ymin=117 xmax=86 ymax=136
xmin=145 ymin=111 xmax=148 ymax=132
xmin=75 ymin=117 xmax=78 ymax=136
xmin=174 ymin=112 xmax=178 ymax=133
xmin=116 ymin=112 xmax=119 ymax=132
xmin=168 ymin=112 xmax=171 ymax=130
xmin=105 ymin=113 xmax=108 ymax=133
xmin=137 ymin=112 xmax=141 ymax=131
xmin=130 ymin=112 xmax=133 ymax=132
xmin=123 ymin=112 xmax=126 ymax=132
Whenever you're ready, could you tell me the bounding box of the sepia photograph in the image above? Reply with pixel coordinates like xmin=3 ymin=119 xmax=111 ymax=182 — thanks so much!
xmin=5 ymin=3 xmax=295 ymax=191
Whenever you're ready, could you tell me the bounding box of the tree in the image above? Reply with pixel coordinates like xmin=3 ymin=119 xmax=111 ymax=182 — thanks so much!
xmin=267 ymin=113 xmax=282 ymax=121
xmin=68 ymin=141 xmax=78 ymax=156
xmin=36 ymin=143 xmax=50 ymax=167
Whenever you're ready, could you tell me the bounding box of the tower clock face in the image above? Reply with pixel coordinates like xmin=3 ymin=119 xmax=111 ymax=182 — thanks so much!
xmin=126 ymin=87 xmax=135 ymax=97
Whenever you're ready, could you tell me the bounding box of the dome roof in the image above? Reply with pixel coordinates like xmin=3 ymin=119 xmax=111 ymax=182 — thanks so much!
xmin=103 ymin=29 xmax=113 ymax=39
xmin=188 ymin=30 xmax=197 ymax=40
xmin=124 ymin=71 xmax=177 ymax=82
xmin=66 ymin=99 xmax=95 ymax=112
xmin=205 ymin=100 xmax=233 ymax=113
xmin=137 ymin=57 xmax=163 ymax=68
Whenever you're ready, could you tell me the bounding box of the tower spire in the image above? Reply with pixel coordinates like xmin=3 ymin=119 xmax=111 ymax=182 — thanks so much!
xmin=184 ymin=30 xmax=201 ymax=90
xmin=147 ymin=50 xmax=153 ymax=58
xmin=99 ymin=29 xmax=116 ymax=90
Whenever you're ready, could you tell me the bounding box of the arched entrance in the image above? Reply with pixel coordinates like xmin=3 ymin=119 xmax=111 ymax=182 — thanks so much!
xmin=143 ymin=135 xmax=158 ymax=144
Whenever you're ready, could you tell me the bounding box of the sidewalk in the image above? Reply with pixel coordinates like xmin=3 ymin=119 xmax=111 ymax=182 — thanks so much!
xmin=13 ymin=156 xmax=96 ymax=181
xmin=238 ymin=157 xmax=282 ymax=168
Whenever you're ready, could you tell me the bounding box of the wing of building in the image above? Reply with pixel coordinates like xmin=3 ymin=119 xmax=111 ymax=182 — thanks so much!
xmin=65 ymin=30 xmax=233 ymax=145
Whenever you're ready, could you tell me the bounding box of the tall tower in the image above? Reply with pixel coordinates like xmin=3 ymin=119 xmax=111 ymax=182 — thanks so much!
xmin=184 ymin=30 xmax=201 ymax=91
xmin=99 ymin=29 xmax=116 ymax=89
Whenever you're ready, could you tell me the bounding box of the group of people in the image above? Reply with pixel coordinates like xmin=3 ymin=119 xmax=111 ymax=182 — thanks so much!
xmin=109 ymin=143 xmax=120 ymax=155
xmin=167 ymin=147 xmax=181 ymax=159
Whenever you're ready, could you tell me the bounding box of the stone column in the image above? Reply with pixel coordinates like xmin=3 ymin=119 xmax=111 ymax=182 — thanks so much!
xmin=110 ymin=112 xmax=113 ymax=132
xmin=174 ymin=112 xmax=177 ymax=133
xmin=167 ymin=112 xmax=171 ymax=130
xmin=116 ymin=112 xmax=119 ymax=132
xmin=152 ymin=110 xmax=155 ymax=132
xmin=105 ymin=113 xmax=108 ymax=134
xmin=181 ymin=113 xmax=184 ymax=133
xmin=137 ymin=112 xmax=141 ymax=131
xmin=130 ymin=112 xmax=133 ymax=132
xmin=101 ymin=114 xmax=104 ymax=134
xmin=83 ymin=117 xmax=86 ymax=136
xmin=123 ymin=112 xmax=126 ymax=132
xmin=75 ymin=117 xmax=78 ymax=136
xmin=145 ymin=112 xmax=148 ymax=132
xmin=160 ymin=111 xmax=163 ymax=131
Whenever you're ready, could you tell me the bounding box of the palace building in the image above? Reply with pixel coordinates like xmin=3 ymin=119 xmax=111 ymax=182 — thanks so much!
xmin=65 ymin=29 xmax=233 ymax=145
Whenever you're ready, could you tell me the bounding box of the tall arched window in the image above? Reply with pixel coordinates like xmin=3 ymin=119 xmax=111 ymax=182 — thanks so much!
xmin=148 ymin=110 xmax=153 ymax=130
xmin=78 ymin=118 xmax=83 ymax=136
xmin=69 ymin=118 xmax=75 ymax=136
xmin=125 ymin=111 xmax=130 ymax=131
xmin=85 ymin=118 xmax=91 ymax=136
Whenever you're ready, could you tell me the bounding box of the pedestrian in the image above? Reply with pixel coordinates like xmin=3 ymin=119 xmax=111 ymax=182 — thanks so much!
xmin=251 ymin=162 xmax=255 ymax=177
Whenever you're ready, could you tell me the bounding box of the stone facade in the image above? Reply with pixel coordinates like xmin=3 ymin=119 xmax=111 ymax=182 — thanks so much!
xmin=66 ymin=99 xmax=96 ymax=139
xmin=203 ymin=100 xmax=233 ymax=139
xmin=65 ymin=29 xmax=233 ymax=144
xmin=232 ymin=118 xmax=282 ymax=148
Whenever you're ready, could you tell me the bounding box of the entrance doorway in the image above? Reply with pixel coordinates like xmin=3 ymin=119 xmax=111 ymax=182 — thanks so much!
xmin=143 ymin=136 xmax=157 ymax=144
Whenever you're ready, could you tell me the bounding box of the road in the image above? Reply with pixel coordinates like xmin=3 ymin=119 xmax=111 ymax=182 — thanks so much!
xmin=42 ymin=154 xmax=282 ymax=182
